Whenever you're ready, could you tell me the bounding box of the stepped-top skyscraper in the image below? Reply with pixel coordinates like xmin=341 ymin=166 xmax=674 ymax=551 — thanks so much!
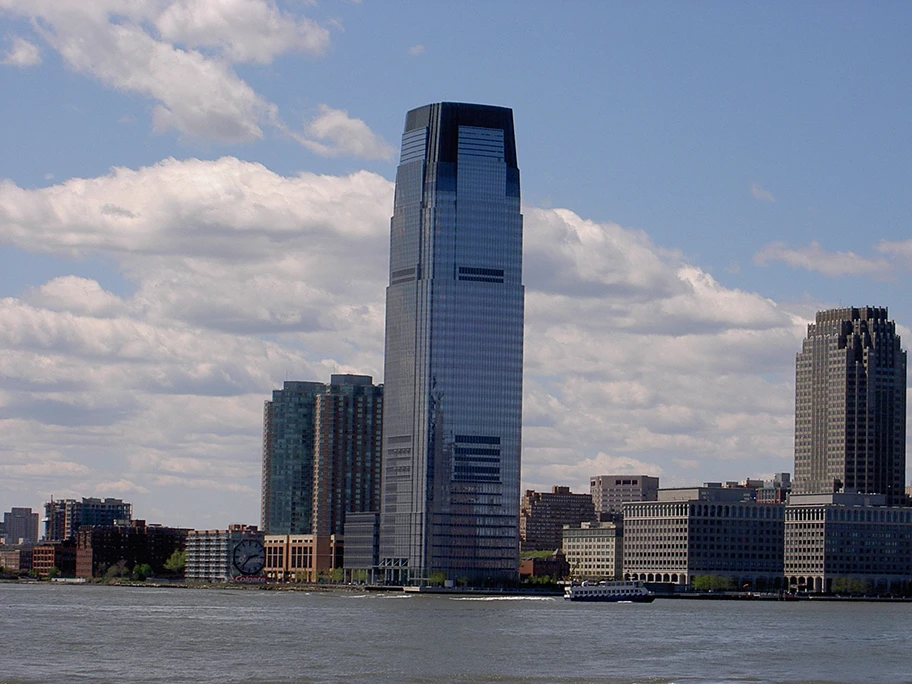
xmin=379 ymin=102 xmax=524 ymax=585
xmin=794 ymin=307 xmax=907 ymax=504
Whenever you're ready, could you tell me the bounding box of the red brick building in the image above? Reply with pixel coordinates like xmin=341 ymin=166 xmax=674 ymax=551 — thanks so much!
xmin=520 ymin=486 xmax=595 ymax=551
xmin=519 ymin=549 xmax=570 ymax=580
xmin=76 ymin=521 xmax=187 ymax=578
xmin=32 ymin=541 xmax=76 ymax=577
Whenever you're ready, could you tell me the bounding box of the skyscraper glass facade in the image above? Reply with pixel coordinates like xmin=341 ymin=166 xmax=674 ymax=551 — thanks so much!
xmin=261 ymin=381 xmax=325 ymax=535
xmin=313 ymin=374 xmax=384 ymax=537
xmin=794 ymin=307 xmax=907 ymax=504
xmin=379 ymin=102 xmax=524 ymax=585
xmin=262 ymin=376 xmax=384 ymax=539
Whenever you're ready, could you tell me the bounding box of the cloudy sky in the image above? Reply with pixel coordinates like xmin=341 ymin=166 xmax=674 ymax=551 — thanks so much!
xmin=1 ymin=1 xmax=910 ymax=531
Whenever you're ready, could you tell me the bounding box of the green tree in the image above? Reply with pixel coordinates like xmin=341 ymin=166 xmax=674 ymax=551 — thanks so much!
xmin=164 ymin=549 xmax=186 ymax=574
xmin=105 ymin=559 xmax=130 ymax=581
xmin=132 ymin=563 xmax=153 ymax=581
xmin=317 ymin=568 xmax=345 ymax=583
xmin=521 ymin=550 xmax=558 ymax=560
xmin=427 ymin=571 xmax=446 ymax=586
xmin=831 ymin=577 xmax=870 ymax=595
xmin=692 ymin=574 xmax=735 ymax=592
xmin=46 ymin=566 xmax=61 ymax=580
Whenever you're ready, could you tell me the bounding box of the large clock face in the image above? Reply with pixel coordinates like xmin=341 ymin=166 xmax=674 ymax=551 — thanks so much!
xmin=232 ymin=539 xmax=265 ymax=575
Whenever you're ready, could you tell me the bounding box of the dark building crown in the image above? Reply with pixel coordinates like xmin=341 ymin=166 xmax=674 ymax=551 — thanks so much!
xmin=403 ymin=102 xmax=518 ymax=169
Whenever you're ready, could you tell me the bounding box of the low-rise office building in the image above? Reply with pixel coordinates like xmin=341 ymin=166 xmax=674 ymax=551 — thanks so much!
xmin=519 ymin=549 xmax=569 ymax=580
xmin=784 ymin=493 xmax=912 ymax=594
xmin=342 ymin=512 xmax=379 ymax=583
xmin=562 ymin=521 xmax=623 ymax=580
xmin=262 ymin=534 xmax=342 ymax=582
xmin=0 ymin=546 xmax=33 ymax=573
xmin=623 ymin=486 xmax=785 ymax=590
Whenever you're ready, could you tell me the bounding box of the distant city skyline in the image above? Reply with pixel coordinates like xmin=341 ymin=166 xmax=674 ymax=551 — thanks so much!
xmin=2 ymin=3 xmax=912 ymax=528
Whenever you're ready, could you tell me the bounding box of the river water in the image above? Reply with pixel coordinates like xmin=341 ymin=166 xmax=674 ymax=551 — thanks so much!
xmin=1 ymin=583 xmax=910 ymax=684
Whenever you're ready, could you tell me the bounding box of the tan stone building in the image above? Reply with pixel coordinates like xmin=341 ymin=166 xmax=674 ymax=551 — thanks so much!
xmin=784 ymin=493 xmax=912 ymax=594
xmin=623 ymin=486 xmax=785 ymax=590
xmin=590 ymin=475 xmax=658 ymax=516
xmin=263 ymin=534 xmax=342 ymax=582
xmin=562 ymin=521 xmax=622 ymax=580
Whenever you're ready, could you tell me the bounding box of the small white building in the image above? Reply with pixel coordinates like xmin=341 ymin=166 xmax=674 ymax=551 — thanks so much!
xmin=185 ymin=524 xmax=262 ymax=582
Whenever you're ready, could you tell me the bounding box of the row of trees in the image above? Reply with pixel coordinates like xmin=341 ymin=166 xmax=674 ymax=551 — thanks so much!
xmin=0 ymin=549 xmax=188 ymax=583
xmin=103 ymin=549 xmax=186 ymax=582
xmin=691 ymin=574 xmax=891 ymax=596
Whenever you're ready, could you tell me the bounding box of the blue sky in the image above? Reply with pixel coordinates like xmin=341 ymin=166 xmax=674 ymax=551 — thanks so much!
xmin=1 ymin=1 xmax=910 ymax=530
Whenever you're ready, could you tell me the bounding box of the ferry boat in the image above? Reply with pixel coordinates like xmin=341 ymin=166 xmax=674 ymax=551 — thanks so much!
xmin=563 ymin=580 xmax=655 ymax=603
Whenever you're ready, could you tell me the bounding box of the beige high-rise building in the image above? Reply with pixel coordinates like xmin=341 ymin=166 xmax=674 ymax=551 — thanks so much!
xmin=794 ymin=307 xmax=906 ymax=504
xmin=590 ymin=475 xmax=659 ymax=515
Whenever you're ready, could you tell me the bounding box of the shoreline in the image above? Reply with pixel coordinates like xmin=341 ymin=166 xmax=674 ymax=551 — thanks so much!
xmin=7 ymin=578 xmax=912 ymax=601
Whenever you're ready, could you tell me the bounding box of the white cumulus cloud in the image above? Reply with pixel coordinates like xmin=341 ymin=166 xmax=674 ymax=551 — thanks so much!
xmin=155 ymin=0 xmax=330 ymax=64
xmin=0 ymin=1 xmax=391 ymax=157
xmin=1 ymin=35 xmax=41 ymax=67
xmin=293 ymin=105 xmax=397 ymax=160
xmin=26 ymin=276 xmax=127 ymax=317
xmin=0 ymin=157 xmax=810 ymax=524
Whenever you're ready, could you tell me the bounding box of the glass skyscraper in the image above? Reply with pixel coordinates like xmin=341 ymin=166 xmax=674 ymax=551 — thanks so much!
xmin=794 ymin=307 xmax=907 ymax=504
xmin=379 ymin=102 xmax=524 ymax=586
xmin=261 ymin=381 xmax=325 ymax=535
xmin=261 ymin=376 xmax=383 ymax=537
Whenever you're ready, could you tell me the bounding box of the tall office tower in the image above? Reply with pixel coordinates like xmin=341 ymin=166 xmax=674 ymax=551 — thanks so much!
xmin=80 ymin=497 xmax=132 ymax=527
xmin=312 ymin=375 xmax=384 ymax=537
xmin=261 ymin=376 xmax=384 ymax=539
xmin=43 ymin=498 xmax=132 ymax=541
xmin=379 ymin=102 xmax=524 ymax=586
xmin=261 ymin=381 xmax=325 ymax=534
xmin=2 ymin=507 xmax=39 ymax=545
xmin=794 ymin=307 xmax=907 ymax=504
